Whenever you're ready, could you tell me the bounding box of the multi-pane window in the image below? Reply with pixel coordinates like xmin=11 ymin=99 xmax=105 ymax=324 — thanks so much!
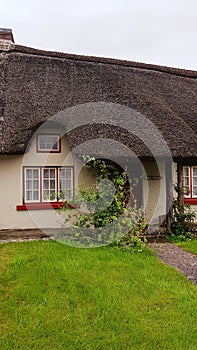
xmin=183 ymin=167 xmax=190 ymax=197
xmin=37 ymin=135 xmax=60 ymax=152
xmin=25 ymin=168 xmax=40 ymax=202
xmin=42 ymin=168 xmax=56 ymax=201
xmin=192 ymin=167 xmax=197 ymax=197
xmin=59 ymin=168 xmax=72 ymax=200
xmin=24 ymin=167 xmax=73 ymax=203
xmin=183 ymin=166 xmax=197 ymax=198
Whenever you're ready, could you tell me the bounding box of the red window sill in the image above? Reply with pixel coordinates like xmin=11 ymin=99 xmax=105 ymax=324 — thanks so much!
xmin=16 ymin=202 xmax=78 ymax=211
xmin=184 ymin=198 xmax=197 ymax=205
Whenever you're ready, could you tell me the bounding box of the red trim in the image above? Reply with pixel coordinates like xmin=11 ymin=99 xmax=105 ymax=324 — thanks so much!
xmin=16 ymin=202 xmax=79 ymax=211
xmin=184 ymin=198 xmax=197 ymax=205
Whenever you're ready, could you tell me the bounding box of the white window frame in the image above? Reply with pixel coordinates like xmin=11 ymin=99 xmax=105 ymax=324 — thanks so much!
xmin=24 ymin=167 xmax=40 ymax=203
xmin=183 ymin=166 xmax=197 ymax=199
xmin=192 ymin=166 xmax=197 ymax=198
xmin=58 ymin=168 xmax=74 ymax=201
xmin=183 ymin=166 xmax=190 ymax=198
xmin=42 ymin=168 xmax=57 ymax=202
xmin=24 ymin=166 xmax=73 ymax=204
xmin=37 ymin=134 xmax=60 ymax=153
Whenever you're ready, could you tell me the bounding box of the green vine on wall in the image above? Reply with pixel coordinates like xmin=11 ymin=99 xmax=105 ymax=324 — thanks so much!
xmin=61 ymin=156 xmax=146 ymax=250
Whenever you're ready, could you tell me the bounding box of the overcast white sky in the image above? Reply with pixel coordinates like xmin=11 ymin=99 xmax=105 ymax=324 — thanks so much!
xmin=0 ymin=0 xmax=196 ymax=70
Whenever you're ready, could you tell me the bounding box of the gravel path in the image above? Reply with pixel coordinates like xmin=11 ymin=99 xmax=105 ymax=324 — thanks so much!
xmin=149 ymin=243 xmax=197 ymax=285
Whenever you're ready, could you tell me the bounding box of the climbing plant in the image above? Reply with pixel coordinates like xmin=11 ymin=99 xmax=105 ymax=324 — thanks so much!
xmin=61 ymin=156 xmax=146 ymax=249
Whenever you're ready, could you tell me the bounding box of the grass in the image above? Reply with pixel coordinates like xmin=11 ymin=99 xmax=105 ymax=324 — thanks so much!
xmin=177 ymin=239 xmax=197 ymax=255
xmin=0 ymin=241 xmax=197 ymax=350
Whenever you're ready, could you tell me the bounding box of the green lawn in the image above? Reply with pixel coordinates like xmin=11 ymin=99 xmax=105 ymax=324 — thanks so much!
xmin=0 ymin=241 xmax=197 ymax=350
xmin=177 ymin=239 xmax=197 ymax=255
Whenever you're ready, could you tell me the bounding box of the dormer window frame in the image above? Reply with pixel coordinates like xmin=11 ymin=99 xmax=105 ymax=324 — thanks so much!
xmin=36 ymin=134 xmax=61 ymax=153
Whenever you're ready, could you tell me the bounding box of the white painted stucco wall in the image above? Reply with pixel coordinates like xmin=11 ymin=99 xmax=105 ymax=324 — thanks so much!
xmin=1 ymin=135 xmax=196 ymax=230
xmin=142 ymin=160 xmax=167 ymax=225
xmin=0 ymin=132 xmax=87 ymax=229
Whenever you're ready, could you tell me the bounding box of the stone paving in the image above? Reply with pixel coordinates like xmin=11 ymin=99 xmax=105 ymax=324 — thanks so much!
xmin=149 ymin=242 xmax=197 ymax=285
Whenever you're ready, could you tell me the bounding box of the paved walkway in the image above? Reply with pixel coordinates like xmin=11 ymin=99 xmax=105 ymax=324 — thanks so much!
xmin=149 ymin=243 xmax=197 ymax=285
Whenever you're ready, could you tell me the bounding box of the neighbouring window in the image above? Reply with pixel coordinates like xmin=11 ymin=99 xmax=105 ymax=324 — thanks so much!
xmin=59 ymin=168 xmax=72 ymax=200
xmin=24 ymin=167 xmax=73 ymax=203
xmin=37 ymin=134 xmax=61 ymax=153
xmin=183 ymin=166 xmax=197 ymax=198
xmin=25 ymin=168 xmax=40 ymax=202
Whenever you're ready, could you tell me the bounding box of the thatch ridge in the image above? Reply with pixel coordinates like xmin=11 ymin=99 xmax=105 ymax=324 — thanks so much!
xmin=7 ymin=44 xmax=197 ymax=79
xmin=0 ymin=44 xmax=196 ymax=162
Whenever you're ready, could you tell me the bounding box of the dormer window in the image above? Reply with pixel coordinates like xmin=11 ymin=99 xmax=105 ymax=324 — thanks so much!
xmin=37 ymin=134 xmax=61 ymax=153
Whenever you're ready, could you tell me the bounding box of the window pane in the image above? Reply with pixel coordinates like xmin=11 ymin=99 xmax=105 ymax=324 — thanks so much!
xmin=66 ymin=180 xmax=71 ymax=188
xmin=64 ymin=190 xmax=71 ymax=199
xmin=59 ymin=169 xmax=66 ymax=178
xmin=52 ymin=137 xmax=58 ymax=149
xmin=38 ymin=135 xmax=59 ymax=151
xmin=26 ymin=191 xmax=32 ymax=201
xmin=184 ymin=177 xmax=189 ymax=186
xmin=193 ymin=178 xmax=197 ymax=186
xmin=193 ymin=187 xmax=197 ymax=196
xmin=59 ymin=168 xmax=72 ymax=200
xmin=33 ymin=180 xmax=39 ymax=189
xmin=193 ymin=168 xmax=197 ymax=177
xmin=43 ymin=180 xmax=48 ymax=190
xmin=26 ymin=169 xmax=32 ymax=179
xmin=26 ymin=180 xmax=32 ymax=190
xmin=50 ymin=169 xmax=55 ymax=178
xmin=43 ymin=169 xmax=49 ymax=178
xmin=50 ymin=191 xmax=56 ymax=200
xmin=183 ymin=167 xmax=190 ymax=198
xmin=33 ymin=191 xmax=39 ymax=201
xmin=65 ymin=169 xmax=71 ymax=178
xmin=183 ymin=167 xmax=189 ymax=176
xmin=50 ymin=180 xmax=55 ymax=189
xmin=183 ymin=186 xmax=190 ymax=196
xmin=43 ymin=190 xmax=49 ymax=200
xmin=25 ymin=168 xmax=40 ymax=202
xmin=42 ymin=168 xmax=57 ymax=201
xmin=33 ymin=169 xmax=39 ymax=178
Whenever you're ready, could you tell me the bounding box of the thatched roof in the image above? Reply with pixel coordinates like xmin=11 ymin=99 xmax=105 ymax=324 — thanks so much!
xmin=0 ymin=40 xmax=196 ymax=162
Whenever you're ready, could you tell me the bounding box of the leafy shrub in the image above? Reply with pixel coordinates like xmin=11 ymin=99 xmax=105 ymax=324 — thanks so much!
xmin=61 ymin=156 xmax=147 ymax=250
xmin=168 ymin=199 xmax=196 ymax=242
xmin=116 ymin=235 xmax=147 ymax=252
